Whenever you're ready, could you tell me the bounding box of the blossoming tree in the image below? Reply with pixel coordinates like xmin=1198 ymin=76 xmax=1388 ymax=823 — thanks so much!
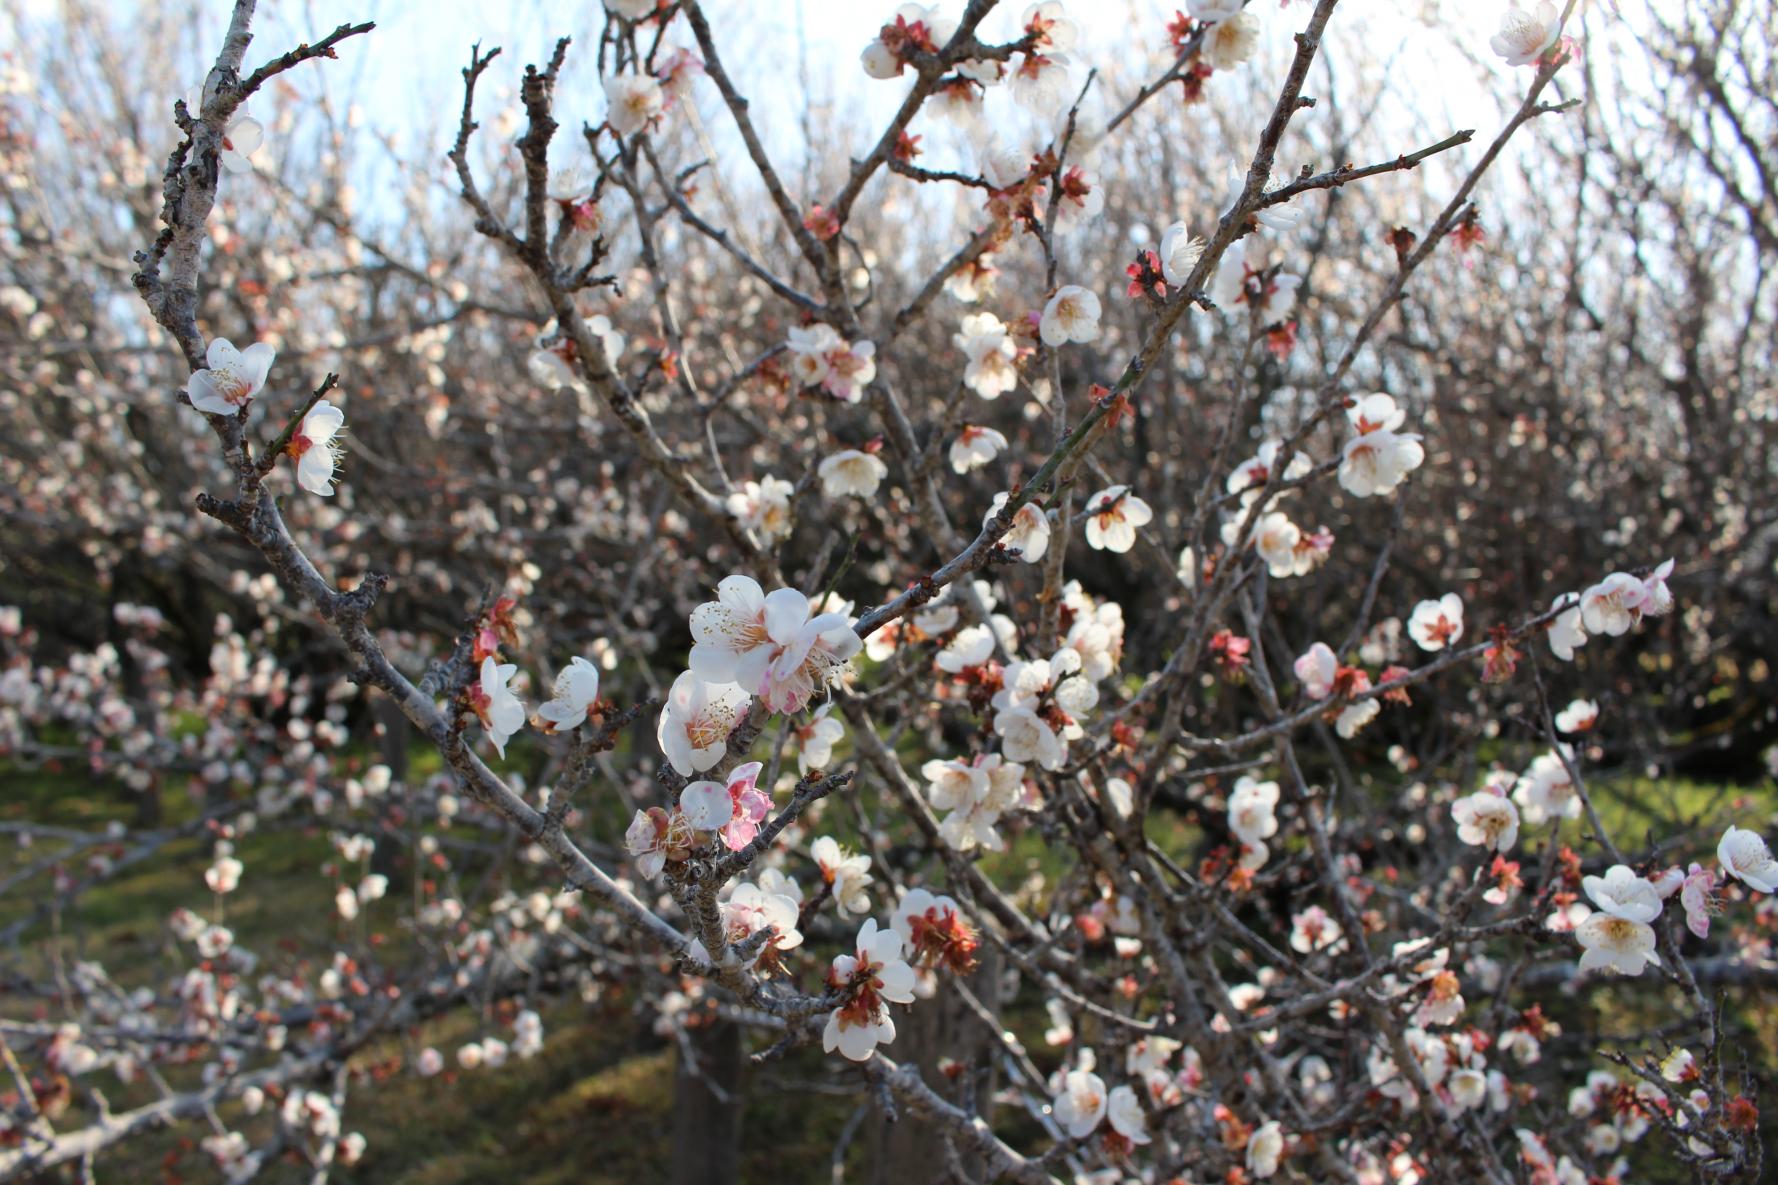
xmin=2 ymin=0 xmax=1776 ymax=1182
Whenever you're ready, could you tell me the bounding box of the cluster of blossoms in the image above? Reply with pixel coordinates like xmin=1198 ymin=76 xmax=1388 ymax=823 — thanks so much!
xmin=785 ymin=323 xmax=878 ymax=403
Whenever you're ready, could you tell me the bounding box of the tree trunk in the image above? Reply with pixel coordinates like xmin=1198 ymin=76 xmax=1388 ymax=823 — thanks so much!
xmin=671 ymin=1017 xmax=743 ymax=1185
xmin=868 ymin=947 xmax=1001 ymax=1185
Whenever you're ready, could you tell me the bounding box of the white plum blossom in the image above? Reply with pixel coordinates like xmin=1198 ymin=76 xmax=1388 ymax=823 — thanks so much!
xmin=604 ymin=72 xmax=665 ymax=135
xmin=187 ymin=85 xmax=267 ymax=174
xmin=787 ymin=324 xmax=841 ymax=387
xmin=812 ymin=836 xmax=875 ymax=916
xmin=1554 ymin=698 xmax=1598 ymax=734
xmin=726 ymin=475 xmax=795 ymax=546
xmin=1228 ymin=775 xmax=1280 ymax=854
xmin=605 ymin=0 xmax=657 ymax=18
xmin=1718 ymin=825 xmax=1778 ymax=893
xmin=985 ymin=492 xmax=1051 ymax=563
xmin=950 ymin=424 xmax=1008 ymax=473
xmin=818 ymin=449 xmax=889 ymax=499
xmin=1335 ymin=697 xmax=1380 ymax=739
xmin=1338 ymin=395 xmax=1426 ymax=496
xmin=204 ymin=855 xmax=243 ymax=894
xmin=1548 ymin=595 xmax=1588 ymax=660
xmin=1010 ymin=49 xmax=1073 ymax=117
xmin=1205 ymin=11 xmax=1261 ymax=70
xmin=1228 ymin=439 xmax=1312 ymax=495
xmin=537 ymin=656 xmax=601 ymax=732
xmin=1513 ymin=749 xmax=1581 ymax=824
xmin=1582 ymin=865 xmax=1663 ymax=924
xmin=796 ymin=704 xmax=845 ymax=773
xmin=474 ymin=657 xmax=525 ymax=759
xmin=1189 ymin=0 xmax=1244 ymax=20
xmin=186 ymin=338 xmax=274 ymax=416
xmin=1640 ymin=558 xmax=1676 ymax=616
xmin=1159 ymin=221 xmax=1206 ymax=286
xmin=955 ymin=312 xmax=1020 ymax=399
xmin=657 ymin=670 xmax=751 ymax=776
xmin=1106 ymin=1083 xmax=1150 ymax=1143
xmin=1451 ymin=789 xmax=1520 ymax=851
xmin=1490 ymin=3 xmax=1561 ymax=67
xmin=1576 ymin=912 xmax=1660 ymax=976
xmin=1579 ymin=572 xmax=1649 ymax=637
xmin=689 ymin=576 xmax=861 ymax=715
xmin=922 ymin=753 xmax=1025 ymax=850
xmin=1051 ymin=1069 xmax=1108 ymax=1138
xmin=1083 ymin=486 xmax=1153 ymax=553
xmin=1039 ymin=285 xmax=1101 ymax=347
xmin=1407 ymin=593 xmax=1465 ymax=651
xmin=290 ymin=400 xmax=345 ymax=495
xmin=823 ymin=918 xmax=916 ymax=1060
xmin=1246 ymin=1119 xmax=1285 ymax=1178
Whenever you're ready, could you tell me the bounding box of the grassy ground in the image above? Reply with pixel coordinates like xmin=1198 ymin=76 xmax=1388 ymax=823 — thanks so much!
xmin=3 ymin=752 xmax=1776 ymax=1182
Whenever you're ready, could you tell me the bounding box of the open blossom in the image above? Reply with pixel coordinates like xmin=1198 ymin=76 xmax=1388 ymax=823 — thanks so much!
xmin=1640 ymin=558 xmax=1675 ymax=616
xmin=812 ymin=836 xmax=874 ymax=915
xmin=1106 ymin=1083 xmax=1150 ymax=1144
xmin=955 ymin=312 xmax=1019 ymax=399
xmin=787 ymin=324 xmax=841 ymax=387
xmin=1452 ymin=788 xmax=1520 ymax=851
xmin=1052 ymin=1069 xmax=1108 ymax=1137
xmin=204 ymin=855 xmax=243 ymax=894
xmin=1576 ymin=912 xmax=1660 ymax=976
xmin=1335 ymin=694 xmax=1379 ymax=738
xmin=860 ymin=4 xmax=956 ymax=79
xmin=657 ymin=670 xmax=750 ymax=775
xmin=1513 ymin=749 xmax=1580 ymax=824
xmin=891 ymin=887 xmax=979 ymax=973
xmin=1205 ymin=10 xmax=1261 ymax=69
xmin=537 ymin=656 xmax=601 ymax=732
xmin=985 ymin=491 xmax=1051 ymax=562
xmin=1228 ymin=439 xmax=1313 ymax=495
xmin=824 ymin=339 xmax=878 ymax=402
xmin=1338 ymin=394 xmax=1425 ymax=494
xmin=1228 ymin=775 xmax=1280 ymax=851
xmin=1579 ymin=571 xmax=1649 ymax=636
xmin=1083 ymin=486 xmax=1153 ymax=553
xmin=186 ymin=337 xmax=274 ymax=416
xmin=605 ymin=0 xmax=658 ymax=18
xmin=1291 ymin=905 xmax=1342 ymax=954
xmin=471 ymin=656 xmax=525 ymax=758
xmin=1246 ymin=1119 xmax=1285 ymax=1178
xmin=1539 ymin=700 xmax=1596 ymax=741
xmin=604 ymin=72 xmax=665 ymax=135
xmin=287 ymin=400 xmax=346 ymax=495
xmin=1159 ymin=221 xmax=1206 ymax=286
xmin=818 ymin=449 xmax=888 ymax=499
xmin=726 ymin=475 xmax=795 ymax=546
xmin=1548 ymin=595 xmax=1588 ymax=660
xmin=625 ymin=806 xmax=694 ymax=878
xmin=823 ymin=918 xmax=916 ymax=1060
xmin=1490 ymin=3 xmax=1561 ymax=66
xmin=1039 ymin=285 xmax=1101 ymax=347
xmin=1010 ymin=48 xmax=1073 ymax=116
xmin=950 ymin=424 xmax=1008 ymax=473
xmin=1583 ymin=865 xmax=1663 ymax=924
xmin=923 ymin=753 xmax=1025 ymax=850
xmin=689 ymin=576 xmax=861 ymax=715
xmin=795 ymin=704 xmax=845 ymax=772
xmin=1407 ymin=593 xmax=1465 ymax=651
xmin=1718 ymin=825 xmax=1778 ymax=892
